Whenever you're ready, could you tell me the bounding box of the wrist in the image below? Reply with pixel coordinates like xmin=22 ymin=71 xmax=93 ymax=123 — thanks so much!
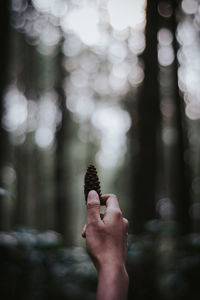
xmin=97 ymin=263 xmax=129 ymax=300
xmin=98 ymin=262 xmax=129 ymax=284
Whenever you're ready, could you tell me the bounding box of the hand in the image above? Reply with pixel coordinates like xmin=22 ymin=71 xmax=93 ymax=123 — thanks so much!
xmin=82 ymin=190 xmax=129 ymax=270
xmin=82 ymin=190 xmax=129 ymax=300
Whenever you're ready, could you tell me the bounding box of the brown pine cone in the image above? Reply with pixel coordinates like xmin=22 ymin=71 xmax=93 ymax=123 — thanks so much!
xmin=84 ymin=164 xmax=102 ymax=203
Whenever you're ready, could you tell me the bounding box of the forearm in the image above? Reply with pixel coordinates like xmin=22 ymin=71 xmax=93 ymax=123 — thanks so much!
xmin=96 ymin=264 xmax=129 ymax=300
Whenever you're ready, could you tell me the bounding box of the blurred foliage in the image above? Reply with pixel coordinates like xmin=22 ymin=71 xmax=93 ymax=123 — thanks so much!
xmin=0 ymin=225 xmax=200 ymax=300
xmin=0 ymin=228 xmax=97 ymax=300
xmin=127 ymin=220 xmax=200 ymax=300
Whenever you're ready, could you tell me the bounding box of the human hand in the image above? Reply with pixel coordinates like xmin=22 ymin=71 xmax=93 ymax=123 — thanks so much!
xmin=82 ymin=190 xmax=129 ymax=271
xmin=82 ymin=190 xmax=129 ymax=300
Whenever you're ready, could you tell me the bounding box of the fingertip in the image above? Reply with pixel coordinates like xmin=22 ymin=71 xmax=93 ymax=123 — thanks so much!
xmin=123 ymin=217 xmax=129 ymax=228
xmin=101 ymin=193 xmax=120 ymax=210
xmin=101 ymin=193 xmax=117 ymax=200
xmin=101 ymin=194 xmax=109 ymax=199
xmin=82 ymin=224 xmax=86 ymax=238
xmin=82 ymin=231 xmax=86 ymax=238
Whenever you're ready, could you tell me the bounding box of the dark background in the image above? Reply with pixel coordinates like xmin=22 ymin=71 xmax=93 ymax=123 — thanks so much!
xmin=0 ymin=0 xmax=200 ymax=299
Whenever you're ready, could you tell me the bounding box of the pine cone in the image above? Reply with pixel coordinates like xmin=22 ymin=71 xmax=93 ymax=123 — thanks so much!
xmin=84 ymin=164 xmax=102 ymax=203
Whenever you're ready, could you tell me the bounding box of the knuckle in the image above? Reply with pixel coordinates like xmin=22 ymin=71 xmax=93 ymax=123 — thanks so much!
xmin=86 ymin=222 xmax=94 ymax=229
xmin=111 ymin=208 xmax=122 ymax=218
xmin=123 ymin=218 xmax=129 ymax=226
xmin=87 ymin=221 xmax=101 ymax=231
xmin=110 ymin=194 xmax=118 ymax=200
xmin=86 ymin=221 xmax=97 ymax=230
xmin=87 ymin=201 xmax=100 ymax=210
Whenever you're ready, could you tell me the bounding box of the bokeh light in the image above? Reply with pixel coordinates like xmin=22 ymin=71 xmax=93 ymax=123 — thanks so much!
xmin=3 ymin=85 xmax=28 ymax=132
xmin=107 ymin=0 xmax=146 ymax=30
xmin=182 ymin=0 xmax=198 ymax=15
xmin=15 ymin=0 xmax=148 ymax=167
xmin=177 ymin=4 xmax=200 ymax=120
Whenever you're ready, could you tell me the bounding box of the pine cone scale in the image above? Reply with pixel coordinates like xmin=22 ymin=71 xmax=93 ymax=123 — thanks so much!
xmin=84 ymin=164 xmax=102 ymax=202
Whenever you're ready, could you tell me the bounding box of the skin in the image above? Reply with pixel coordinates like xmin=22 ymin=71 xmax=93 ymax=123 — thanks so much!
xmin=82 ymin=190 xmax=129 ymax=300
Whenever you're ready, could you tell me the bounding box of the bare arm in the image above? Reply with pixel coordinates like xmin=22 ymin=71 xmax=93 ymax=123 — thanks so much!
xmin=82 ymin=190 xmax=129 ymax=300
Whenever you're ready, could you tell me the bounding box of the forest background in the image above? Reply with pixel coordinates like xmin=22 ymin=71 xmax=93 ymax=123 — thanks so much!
xmin=0 ymin=1 xmax=200 ymax=299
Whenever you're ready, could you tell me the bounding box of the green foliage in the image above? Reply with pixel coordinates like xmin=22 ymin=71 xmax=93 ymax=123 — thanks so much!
xmin=0 ymin=228 xmax=97 ymax=300
xmin=127 ymin=221 xmax=200 ymax=300
xmin=0 ymin=225 xmax=200 ymax=300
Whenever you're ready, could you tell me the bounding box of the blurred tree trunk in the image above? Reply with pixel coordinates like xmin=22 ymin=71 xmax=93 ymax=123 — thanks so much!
xmin=169 ymin=0 xmax=191 ymax=234
xmin=13 ymin=29 xmax=38 ymax=228
xmin=0 ymin=0 xmax=10 ymax=230
xmin=54 ymin=46 xmax=72 ymax=244
xmin=34 ymin=147 xmax=54 ymax=230
xmin=14 ymin=135 xmax=36 ymax=227
xmin=131 ymin=0 xmax=160 ymax=233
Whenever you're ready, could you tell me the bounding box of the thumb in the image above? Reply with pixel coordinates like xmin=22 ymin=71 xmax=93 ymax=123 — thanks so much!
xmin=87 ymin=190 xmax=101 ymax=224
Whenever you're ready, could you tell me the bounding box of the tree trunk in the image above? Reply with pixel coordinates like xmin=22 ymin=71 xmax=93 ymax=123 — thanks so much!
xmin=169 ymin=0 xmax=191 ymax=234
xmin=131 ymin=0 xmax=160 ymax=233
xmin=0 ymin=0 xmax=10 ymax=230
xmin=54 ymin=46 xmax=72 ymax=244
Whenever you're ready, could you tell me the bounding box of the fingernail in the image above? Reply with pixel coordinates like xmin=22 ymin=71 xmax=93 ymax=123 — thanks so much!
xmin=88 ymin=190 xmax=99 ymax=201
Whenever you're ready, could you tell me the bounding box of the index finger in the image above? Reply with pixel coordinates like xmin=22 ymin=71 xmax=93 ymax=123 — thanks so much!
xmin=101 ymin=194 xmax=120 ymax=210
